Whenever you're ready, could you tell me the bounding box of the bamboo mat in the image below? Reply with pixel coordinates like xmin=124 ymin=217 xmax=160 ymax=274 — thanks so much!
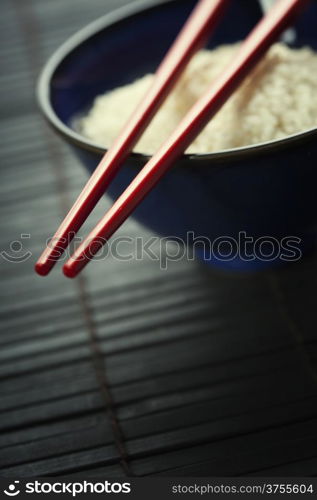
xmin=1 ymin=0 xmax=317 ymax=478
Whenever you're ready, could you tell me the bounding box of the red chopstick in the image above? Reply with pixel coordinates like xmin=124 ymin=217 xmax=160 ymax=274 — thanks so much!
xmin=35 ymin=0 xmax=230 ymax=276
xmin=62 ymin=0 xmax=309 ymax=278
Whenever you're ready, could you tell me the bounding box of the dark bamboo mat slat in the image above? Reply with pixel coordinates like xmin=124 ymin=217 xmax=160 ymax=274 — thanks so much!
xmin=247 ymin=457 xmax=317 ymax=477
xmin=0 ymin=413 xmax=106 ymax=450
xmin=0 ymin=445 xmax=120 ymax=477
xmin=157 ymin=443 xmax=317 ymax=477
xmin=0 ymin=361 xmax=96 ymax=395
xmin=0 ymin=373 xmax=98 ymax=412
xmin=0 ymin=0 xmax=317 ymax=478
xmin=130 ymin=419 xmax=317 ymax=475
xmin=0 ymin=391 xmax=105 ymax=433
xmin=0 ymin=427 xmax=113 ymax=469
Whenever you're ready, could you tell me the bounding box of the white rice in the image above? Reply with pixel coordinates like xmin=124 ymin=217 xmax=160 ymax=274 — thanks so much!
xmin=80 ymin=43 xmax=317 ymax=154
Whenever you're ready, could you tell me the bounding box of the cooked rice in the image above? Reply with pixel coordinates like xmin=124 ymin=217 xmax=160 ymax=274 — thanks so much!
xmin=80 ymin=43 xmax=317 ymax=154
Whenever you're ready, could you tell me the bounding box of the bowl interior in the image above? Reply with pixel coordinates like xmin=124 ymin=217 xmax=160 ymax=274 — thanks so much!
xmin=48 ymin=0 xmax=317 ymax=142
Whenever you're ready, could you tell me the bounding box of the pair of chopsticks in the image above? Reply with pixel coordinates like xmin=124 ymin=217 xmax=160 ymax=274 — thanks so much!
xmin=35 ymin=0 xmax=308 ymax=278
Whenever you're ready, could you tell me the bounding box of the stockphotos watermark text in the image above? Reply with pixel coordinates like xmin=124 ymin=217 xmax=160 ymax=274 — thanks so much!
xmin=3 ymin=480 xmax=131 ymax=497
xmin=0 ymin=231 xmax=302 ymax=269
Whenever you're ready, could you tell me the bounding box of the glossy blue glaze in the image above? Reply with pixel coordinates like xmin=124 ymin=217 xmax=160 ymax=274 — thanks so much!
xmin=39 ymin=0 xmax=317 ymax=270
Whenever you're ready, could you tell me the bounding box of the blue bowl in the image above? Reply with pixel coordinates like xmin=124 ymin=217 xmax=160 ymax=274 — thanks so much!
xmin=37 ymin=0 xmax=317 ymax=270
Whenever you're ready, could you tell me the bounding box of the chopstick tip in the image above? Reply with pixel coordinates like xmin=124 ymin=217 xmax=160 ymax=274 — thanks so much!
xmin=62 ymin=263 xmax=77 ymax=279
xmin=35 ymin=261 xmax=50 ymax=277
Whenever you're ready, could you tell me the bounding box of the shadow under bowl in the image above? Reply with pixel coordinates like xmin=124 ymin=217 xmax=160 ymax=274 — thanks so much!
xmin=37 ymin=0 xmax=317 ymax=270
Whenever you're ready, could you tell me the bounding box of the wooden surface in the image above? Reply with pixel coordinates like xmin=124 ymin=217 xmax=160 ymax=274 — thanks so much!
xmin=0 ymin=0 xmax=317 ymax=477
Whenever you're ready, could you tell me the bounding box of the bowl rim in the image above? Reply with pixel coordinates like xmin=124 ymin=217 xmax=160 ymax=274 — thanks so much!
xmin=37 ymin=0 xmax=317 ymax=164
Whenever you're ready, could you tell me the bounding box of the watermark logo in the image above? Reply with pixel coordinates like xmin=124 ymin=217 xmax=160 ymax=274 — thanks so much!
xmin=2 ymin=481 xmax=131 ymax=497
xmin=0 ymin=231 xmax=304 ymax=269
xmin=1 ymin=234 xmax=31 ymax=263
xmin=3 ymin=481 xmax=20 ymax=496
